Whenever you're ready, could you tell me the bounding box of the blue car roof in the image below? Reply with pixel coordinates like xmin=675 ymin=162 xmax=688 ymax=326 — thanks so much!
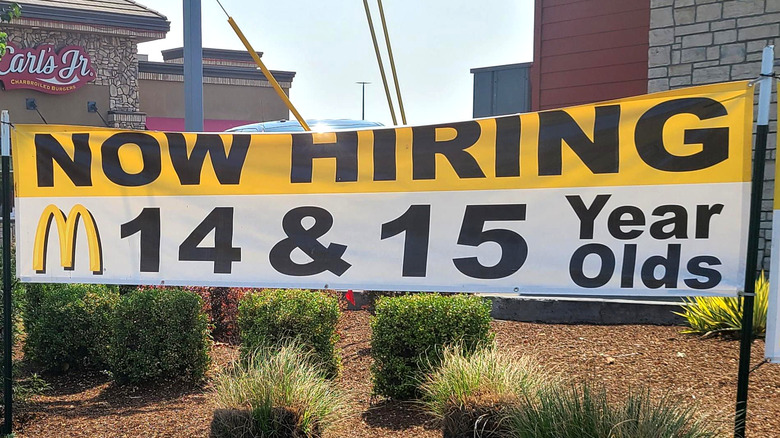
xmin=226 ymin=119 xmax=384 ymax=133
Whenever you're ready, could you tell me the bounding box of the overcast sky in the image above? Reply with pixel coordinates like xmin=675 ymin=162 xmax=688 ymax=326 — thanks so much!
xmin=138 ymin=0 xmax=534 ymax=127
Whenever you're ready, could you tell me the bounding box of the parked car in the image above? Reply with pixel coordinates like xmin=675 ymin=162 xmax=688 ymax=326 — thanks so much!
xmin=225 ymin=119 xmax=383 ymax=133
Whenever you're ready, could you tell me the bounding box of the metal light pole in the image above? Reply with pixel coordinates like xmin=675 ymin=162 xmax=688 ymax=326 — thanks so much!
xmin=184 ymin=0 xmax=204 ymax=131
xmin=734 ymin=45 xmax=775 ymax=438
xmin=357 ymin=81 xmax=370 ymax=120
xmin=1 ymin=110 xmax=11 ymax=436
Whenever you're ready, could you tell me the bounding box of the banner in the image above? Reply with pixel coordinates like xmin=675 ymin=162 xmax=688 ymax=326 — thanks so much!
xmin=11 ymin=82 xmax=753 ymax=295
xmin=767 ymin=103 xmax=780 ymax=361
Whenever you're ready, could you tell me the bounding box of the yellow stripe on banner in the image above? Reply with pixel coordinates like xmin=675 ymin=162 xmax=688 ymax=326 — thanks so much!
xmin=13 ymin=82 xmax=754 ymax=198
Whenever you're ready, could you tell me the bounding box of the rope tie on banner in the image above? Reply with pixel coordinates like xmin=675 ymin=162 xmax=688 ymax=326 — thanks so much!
xmin=748 ymin=72 xmax=778 ymax=85
xmin=0 ymin=121 xmax=13 ymax=128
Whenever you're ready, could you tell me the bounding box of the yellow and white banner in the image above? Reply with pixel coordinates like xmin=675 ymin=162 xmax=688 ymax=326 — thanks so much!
xmin=767 ymin=102 xmax=780 ymax=361
xmin=11 ymin=82 xmax=754 ymax=295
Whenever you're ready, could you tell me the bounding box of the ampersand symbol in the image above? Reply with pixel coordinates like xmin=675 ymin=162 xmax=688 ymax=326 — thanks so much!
xmin=269 ymin=206 xmax=352 ymax=276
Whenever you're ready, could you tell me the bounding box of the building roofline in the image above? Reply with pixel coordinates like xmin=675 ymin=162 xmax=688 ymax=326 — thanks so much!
xmin=138 ymin=60 xmax=296 ymax=83
xmin=470 ymin=62 xmax=533 ymax=74
xmin=0 ymin=1 xmax=170 ymax=33
xmin=162 ymin=47 xmax=263 ymax=62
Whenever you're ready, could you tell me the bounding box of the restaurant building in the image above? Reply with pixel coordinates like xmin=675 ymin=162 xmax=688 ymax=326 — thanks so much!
xmin=530 ymin=0 xmax=778 ymax=271
xmin=0 ymin=0 xmax=295 ymax=130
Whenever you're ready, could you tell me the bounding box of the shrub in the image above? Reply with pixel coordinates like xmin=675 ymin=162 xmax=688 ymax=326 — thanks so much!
xmin=421 ymin=344 xmax=548 ymax=438
xmin=211 ymin=343 xmax=348 ymax=438
xmin=0 ymin=244 xmax=26 ymax=343
xmin=121 ymin=286 xmax=248 ymax=344
xmin=238 ymin=289 xmax=341 ymax=377
xmin=508 ymin=383 xmax=723 ymax=438
xmin=371 ymin=293 xmax=494 ymax=400
xmin=24 ymin=284 xmax=119 ymax=372
xmin=21 ymin=282 xmax=48 ymax=320
xmin=194 ymin=287 xmax=249 ymax=344
xmin=2 ymin=252 xmax=50 ymax=407
xmin=676 ymin=273 xmax=768 ymax=338
xmin=110 ymin=287 xmax=211 ymax=384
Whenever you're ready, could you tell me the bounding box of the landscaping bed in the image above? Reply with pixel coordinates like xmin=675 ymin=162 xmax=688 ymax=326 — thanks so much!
xmin=12 ymin=310 xmax=780 ymax=437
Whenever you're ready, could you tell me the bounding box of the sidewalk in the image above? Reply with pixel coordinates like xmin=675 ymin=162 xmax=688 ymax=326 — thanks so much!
xmin=480 ymin=294 xmax=686 ymax=325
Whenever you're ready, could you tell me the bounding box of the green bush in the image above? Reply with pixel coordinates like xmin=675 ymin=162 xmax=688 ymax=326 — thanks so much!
xmin=421 ymin=344 xmax=548 ymax=438
xmin=2 ymin=279 xmax=52 ymax=409
xmin=109 ymin=287 xmax=211 ymax=384
xmin=211 ymin=343 xmax=348 ymax=438
xmin=508 ymin=383 xmax=723 ymax=438
xmin=676 ymin=274 xmax=768 ymax=338
xmin=24 ymin=284 xmax=119 ymax=372
xmin=238 ymin=289 xmax=341 ymax=378
xmin=0 ymin=244 xmax=26 ymax=343
xmin=21 ymin=282 xmax=51 ymax=329
xmin=371 ymin=293 xmax=494 ymax=400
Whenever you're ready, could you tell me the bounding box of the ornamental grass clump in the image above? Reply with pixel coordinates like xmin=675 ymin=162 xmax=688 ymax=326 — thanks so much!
xmin=508 ymin=383 xmax=723 ymax=438
xmin=371 ymin=293 xmax=494 ymax=400
xmin=676 ymin=273 xmax=768 ymax=338
xmin=420 ymin=344 xmax=549 ymax=438
xmin=210 ymin=343 xmax=349 ymax=438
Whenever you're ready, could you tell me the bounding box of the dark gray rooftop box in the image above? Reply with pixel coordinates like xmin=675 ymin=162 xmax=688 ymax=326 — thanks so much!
xmin=471 ymin=62 xmax=531 ymax=118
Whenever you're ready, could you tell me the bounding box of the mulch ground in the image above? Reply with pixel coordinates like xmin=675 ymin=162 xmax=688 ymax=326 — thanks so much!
xmin=11 ymin=310 xmax=780 ymax=437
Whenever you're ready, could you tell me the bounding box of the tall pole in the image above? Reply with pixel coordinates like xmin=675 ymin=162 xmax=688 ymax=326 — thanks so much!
xmin=1 ymin=110 xmax=12 ymax=435
xmin=357 ymin=82 xmax=370 ymax=120
xmin=184 ymin=0 xmax=204 ymax=131
xmin=215 ymin=0 xmax=310 ymax=131
xmin=362 ymin=0 xmax=397 ymax=125
xmin=376 ymin=0 xmax=406 ymax=125
xmin=734 ymin=45 xmax=775 ymax=438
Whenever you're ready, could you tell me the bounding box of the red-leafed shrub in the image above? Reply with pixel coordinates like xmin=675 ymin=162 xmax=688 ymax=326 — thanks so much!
xmin=201 ymin=287 xmax=250 ymax=344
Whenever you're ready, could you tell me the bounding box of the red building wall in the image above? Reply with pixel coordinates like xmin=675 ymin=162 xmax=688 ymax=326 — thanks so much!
xmin=530 ymin=0 xmax=650 ymax=111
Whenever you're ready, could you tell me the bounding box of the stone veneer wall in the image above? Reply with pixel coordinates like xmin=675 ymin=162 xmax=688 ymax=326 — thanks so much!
xmin=5 ymin=19 xmax=150 ymax=129
xmin=648 ymin=0 xmax=779 ymax=271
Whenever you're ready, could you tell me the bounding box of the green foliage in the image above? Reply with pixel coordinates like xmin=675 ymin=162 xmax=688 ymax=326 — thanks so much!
xmin=14 ymin=371 xmax=50 ymax=404
xmin=370 ymin=293 xmax=494 ymax=400
xmin=508 ymin=383 xmax=723 ymax=438
xmin=0 ymin=3 xmax=21 ymax=58
xmin=211 ymin=343 xmax=348 ymax=438
xmin=110 ymin=287 xmax=211 ymax=384
xmin=238 ymin=289 xmax=341 ymax=378
xmin=421 ymin=344 xmax=548 ymax=438
xmin=0 ymin=245 xmax=49 ymax=408
xmin=24 ymin=284 xmax=119 ymax=372
xmin=1 ymin=366 xmax=50 ymax=411
xmin=676 ymin=274 xmax=768 ymax=338
xmin=0 ymin=244 xmax=25 ymax=349
xmin=20 ymin=283 xmax=49 ymax=328
xmin=0 ymin=3 xmax=20 ymax=22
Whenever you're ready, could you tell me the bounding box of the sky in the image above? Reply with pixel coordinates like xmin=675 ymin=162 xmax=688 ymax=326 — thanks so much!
xmin=138 ymin=0 xmax=535 ymax=127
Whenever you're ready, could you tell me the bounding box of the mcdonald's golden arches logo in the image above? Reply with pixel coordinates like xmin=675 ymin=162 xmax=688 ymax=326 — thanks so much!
xmin=33 ymin=204 xmax=103 ymax=274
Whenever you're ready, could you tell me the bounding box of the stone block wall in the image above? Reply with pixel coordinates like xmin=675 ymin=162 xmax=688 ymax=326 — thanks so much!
xmin=649 ymin=0 xmax=779 ymax=271
xmin=5 ymin=20 xmax=146 ymax=128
